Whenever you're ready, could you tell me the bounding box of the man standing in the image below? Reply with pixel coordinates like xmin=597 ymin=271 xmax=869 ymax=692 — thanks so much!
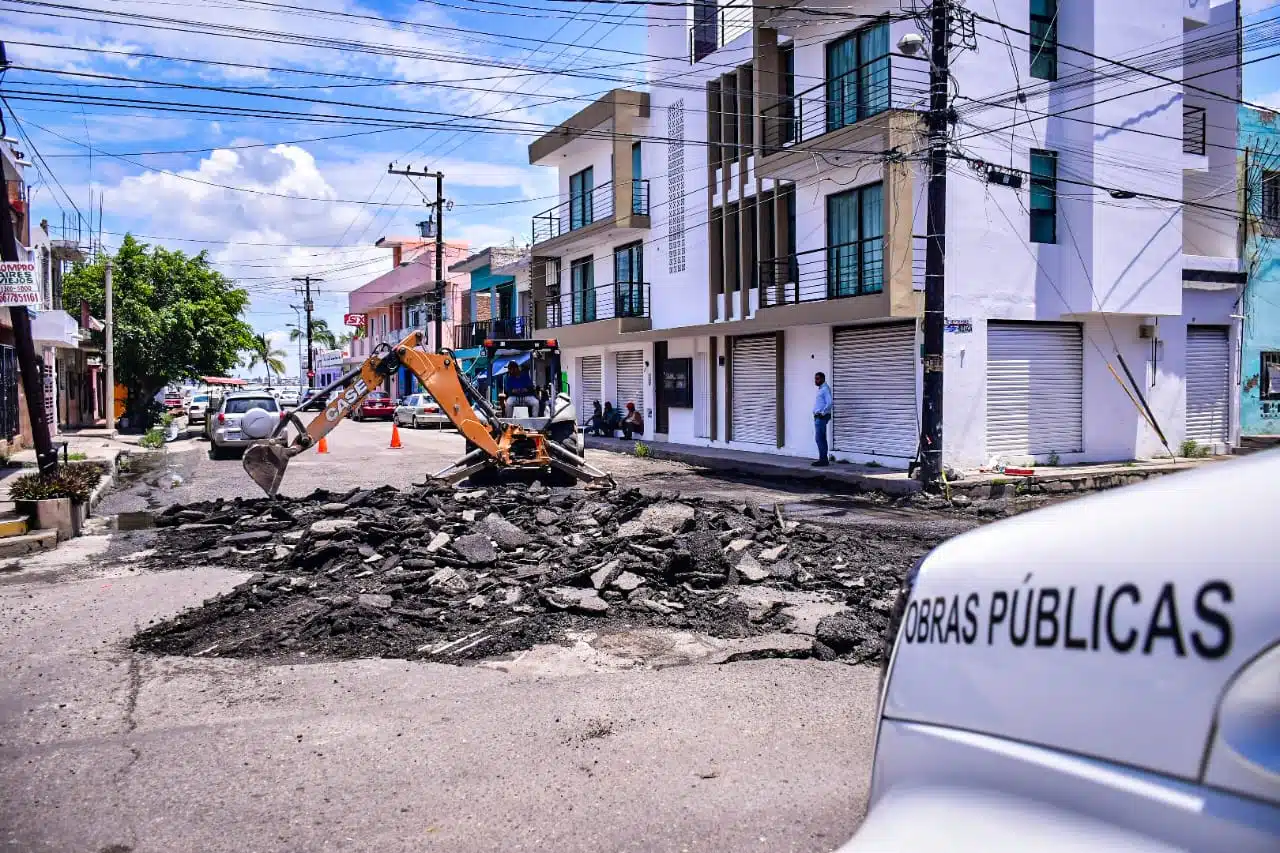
xmin=812 ymin=371 xmax=832 ymax=467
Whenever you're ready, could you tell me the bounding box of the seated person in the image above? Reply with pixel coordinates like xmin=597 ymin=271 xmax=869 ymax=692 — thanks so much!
xmin=503 ymin=361 xmax=539 ymax=417
xmin=588 ymin=401 xmax=604 ymax=435
xmin=622 ymin=402 xmax=643 ymax=439
xmin=601 ymin=402 xmax=622 ymax=436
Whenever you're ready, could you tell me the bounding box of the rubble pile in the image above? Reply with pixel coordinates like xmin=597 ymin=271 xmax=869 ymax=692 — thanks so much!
xmin=132 ymin=482 xmax=936 ymax=663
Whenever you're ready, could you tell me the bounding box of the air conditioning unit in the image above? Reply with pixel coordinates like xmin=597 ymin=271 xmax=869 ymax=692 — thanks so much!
xmin=1139 ymin=323 xmax=1157 ymax=339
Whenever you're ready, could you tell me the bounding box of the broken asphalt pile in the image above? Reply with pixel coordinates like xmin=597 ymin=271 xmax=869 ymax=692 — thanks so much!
xmin=132 ymin=481 xmax=939 ymax=664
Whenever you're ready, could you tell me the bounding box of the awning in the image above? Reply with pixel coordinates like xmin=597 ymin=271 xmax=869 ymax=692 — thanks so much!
xmin=30 ymin=309 xmax=80 ymax=348
xmin=203 ymin=376 xmax=247 ymax=386
xmin=473 ymin=351 xmax=531 ymax=381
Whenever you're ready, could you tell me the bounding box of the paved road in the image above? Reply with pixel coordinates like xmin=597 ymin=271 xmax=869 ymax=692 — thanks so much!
xmin=2 ymin=419 xmax=973 ymax=853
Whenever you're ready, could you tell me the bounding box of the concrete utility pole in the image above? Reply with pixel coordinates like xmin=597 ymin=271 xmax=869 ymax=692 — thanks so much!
xmin=290 ymin=304 xmax=304 ymax=385
xmin=387 ymin=165 xmax=445 ymax=352
xmin=104 ymin=259 xmax=114 ymax=431
xmin=0 ymin=166 xmax=57 ymax=473
xmin=291 ymin=276 xmax=321 ymax=388
xmin=918 ymin=0 xmax=952 ymax=487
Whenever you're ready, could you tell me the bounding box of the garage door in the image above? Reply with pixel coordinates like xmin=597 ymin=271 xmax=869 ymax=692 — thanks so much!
xmin=1185 ymin=326 xmax=1230 ymax=448
xmin=578 ymin=355 xmax=602 ymax=425
xmin=986 ymin=322 xmax=1083 ymax=456
xmin=615 ymin=350 xmax=645 ymax=412
xmin=832 ymin=324 xmax=917 ymax=458
xmin=731 ymin=335 xmax=778 ymax=445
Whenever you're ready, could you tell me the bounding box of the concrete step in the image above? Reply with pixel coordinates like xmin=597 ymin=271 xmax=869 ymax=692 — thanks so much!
xmin=0 ymin=528 xmax=57 ymax=559
xmin=0 ymin=513 xmax=28 ymax=538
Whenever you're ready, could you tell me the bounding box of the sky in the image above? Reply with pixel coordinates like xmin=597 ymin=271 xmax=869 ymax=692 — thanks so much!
xmin=4 ymin=0 xmax=651 ymax=379
xmin=7 ymin=0 xmax=1280 ymax=380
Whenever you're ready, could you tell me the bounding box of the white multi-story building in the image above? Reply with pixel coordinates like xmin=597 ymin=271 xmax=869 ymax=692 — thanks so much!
xmin=527 ymin=0 xmax=1243 ymax=469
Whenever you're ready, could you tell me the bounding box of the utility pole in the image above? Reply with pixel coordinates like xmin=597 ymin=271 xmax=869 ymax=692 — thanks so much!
xmin=388 ymin=165 xmax=445 ymax=352
xmin=0 ymin=164 xmax=57 ymax=474
xmin=290 ymin=304 xmax=304 ymax=385
xmin=291 ymin=276 xmax=321 ymax=389
xmin=105 ymin=259 xmax=114 ymax=431
xmin=918 ymin=0 xmax=952 ymax=488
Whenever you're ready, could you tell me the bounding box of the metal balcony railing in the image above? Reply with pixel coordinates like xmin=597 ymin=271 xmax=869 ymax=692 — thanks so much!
xmin=531 ymin=179 xmax=650 ymax=244
xmin=760 ymin=60 xmax=929 ymax=155
xmin=1183 ymin=105 xmax=1207 ymax=156
xmin=537 ymin=281 xmax=650 ymax=328
xmin=759 ymin=240 xmax=885 ymax=307
xmin=454 ymin=316 xmax=533 ymax=349
xmin=688 ymin=0 xmax=752 ymax=63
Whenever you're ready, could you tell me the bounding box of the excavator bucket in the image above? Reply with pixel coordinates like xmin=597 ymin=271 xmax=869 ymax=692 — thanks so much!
xmin=243 ymin=442 xmax=292 ymax=497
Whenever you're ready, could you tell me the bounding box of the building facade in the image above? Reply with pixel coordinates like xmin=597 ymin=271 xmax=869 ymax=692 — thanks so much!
xmin=526 ymin=0 xmax=1245 ymax=467
xmin=1238 ymin=105 xmax=1280 ymax=435
xmin=448 ymin=245 xmax=532 ymax=375
xmin=345 ymin=235 xmax=471 ymax=398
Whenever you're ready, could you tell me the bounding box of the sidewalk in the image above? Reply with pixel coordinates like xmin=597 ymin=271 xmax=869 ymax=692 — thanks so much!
xmin=586 ymin=435 xmax=1219 ymax=500
xmin=0 ymin=432 xmax=135 ymax=505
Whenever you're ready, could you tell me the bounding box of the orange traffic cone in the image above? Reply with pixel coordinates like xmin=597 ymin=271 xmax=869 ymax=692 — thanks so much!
xmin=389 ymin=422 xmax=403 ymax=449
xmin=317 ymin=436 xmax=329 ymax=454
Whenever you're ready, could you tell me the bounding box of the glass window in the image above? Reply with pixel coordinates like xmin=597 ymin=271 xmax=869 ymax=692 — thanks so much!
xmin=569 ymin=167 xmax=594 ymax=230
xmin=1263 ymin=171 xmax=1280 ymax=225
xmin=826 ymin=182 xmax=884 ymax=297
xmin=614 ymin=243 xmax=645 ymax=318
xmin=1031 ymin=149 xmax=1058 ymax=244
xmin=1031 ymin=0 xmax=1058 ymax=81
xmin=631 ymin=142 xmax=645 ymax=214
xmin=224 ymin=396 xmax=279 ymax=414
xmin=825 ymin=21 xmax=890 ymax=133
xmin=570 ymin=257 xmax=596 ymax=324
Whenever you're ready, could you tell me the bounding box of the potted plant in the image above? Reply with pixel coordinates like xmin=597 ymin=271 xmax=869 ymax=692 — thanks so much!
xmin=10 ymin=461 xmax=108 ymax=541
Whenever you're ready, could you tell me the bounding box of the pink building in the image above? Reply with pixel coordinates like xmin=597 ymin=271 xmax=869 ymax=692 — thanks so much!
xmin=346 ymin=236 xmax=470 ymax=398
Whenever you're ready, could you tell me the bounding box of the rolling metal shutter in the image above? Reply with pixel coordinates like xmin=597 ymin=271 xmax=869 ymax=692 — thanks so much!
xmin=731 ymin=335 xmax=777 ymax=445
xmin=986 ymin=322 xmax=1083 ymax=456
xmin=578 ymin=355 xmax=602 ymax=425
xmin=615 ymin=350 xmax=645 ymax=412
xmin=832 ymin=324 xmax=917 ymax=458
xmin=1185 ymin=326 xmax=1230 ymax=448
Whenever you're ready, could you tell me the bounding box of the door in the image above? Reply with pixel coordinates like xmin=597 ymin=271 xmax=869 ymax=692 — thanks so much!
xmin=570 ymin=166 xmax=594 ymax=230
xmin=571 ymin=257 xmax=596 ymax=324
xmin=613 ymin=243 xmax=645 ymax=318
xmin=1185 ymin=326 xmax=1230 ymax=449
xmin=832 ymin=323 xmax=917 ymax=458
xmin=615 ymin=350 xmax=645 ymax=415
xmin=578 ymin=355 xmax=602 ymax=425
xmin=986 ymin=322 xmax=1084 ymax=457
xmin=654 ymin=341 xmax=669 ymax=435
xmin=631 ymin=142 xmax=644 ymax=214
xmin=730 ymin=335 xmax=778 ymax=445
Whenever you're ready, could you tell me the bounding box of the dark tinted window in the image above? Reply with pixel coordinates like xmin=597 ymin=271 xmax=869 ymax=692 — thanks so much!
xmin=224 ymin=396 xmax=279 ymax=414
xmin=367 ymin=391 xmax=389 ymax=400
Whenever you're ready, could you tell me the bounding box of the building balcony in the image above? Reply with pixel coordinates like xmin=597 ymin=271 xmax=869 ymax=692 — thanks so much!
xmin=530 ymin=179 xmax=650 ymax=253
xmin=688 ymin=0 xmax=752 ymax=63
xmin=534 ymin=281 xmax=651 ymax=346
xmin=757 ymin=60 xmax=928 ymax=180
xmin=453 ymin=316 xmax=533 ymax=350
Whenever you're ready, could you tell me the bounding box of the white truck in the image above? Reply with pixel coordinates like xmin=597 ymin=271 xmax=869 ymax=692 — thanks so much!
xmin=846 ymin=453 xmax=1280 ymax=852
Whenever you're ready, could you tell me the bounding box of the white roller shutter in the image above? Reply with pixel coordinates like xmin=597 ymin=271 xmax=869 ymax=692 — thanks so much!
xmin=986 ymin=322 xmax=1083 ymax=456
xmin=731 ymin=335 xmax=778 ymax=445
xmin=1185 ymin=326 xmax=1230 ymax=448
xmin=832 ymin=324 xmax=917 ymax=458
xmin=615 ymin=350 xmax=645 ymax=412
xmin=578 ymin=355 xmax=602 ymax=425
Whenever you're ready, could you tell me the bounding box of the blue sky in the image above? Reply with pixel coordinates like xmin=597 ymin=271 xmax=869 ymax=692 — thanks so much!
xmin=6 ymin=0 xmax=650 ymax=377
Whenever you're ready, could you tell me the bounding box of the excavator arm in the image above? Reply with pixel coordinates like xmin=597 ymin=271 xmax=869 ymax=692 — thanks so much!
xmin=243 ymin=330 xmax=612 ymax=496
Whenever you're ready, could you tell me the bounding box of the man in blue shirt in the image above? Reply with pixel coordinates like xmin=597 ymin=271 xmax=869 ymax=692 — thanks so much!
xmin=812 ymin=371 xmax=833 ymax=467
xmin=503 ymin=360 xmax=539 ymax=416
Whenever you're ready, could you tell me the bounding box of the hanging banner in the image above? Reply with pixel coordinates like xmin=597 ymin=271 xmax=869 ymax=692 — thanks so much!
xmin=0 ymin=262 xmax=41 ymax=307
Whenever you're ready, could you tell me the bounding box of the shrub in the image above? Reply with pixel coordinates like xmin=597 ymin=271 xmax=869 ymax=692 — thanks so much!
xmin=10 ymin=461 xmax=108 ymax=502
xmin=139 ymin=427 xmax=166 ymax=449
xmin=633 ymin=441 xmax=652 ymax=458
xmin=1179 ymin=440 xmax=1210 ymax=459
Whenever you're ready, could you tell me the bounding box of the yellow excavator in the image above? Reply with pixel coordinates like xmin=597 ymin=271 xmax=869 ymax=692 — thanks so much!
xmin=241 ymin=330 xmax=612 ymax=497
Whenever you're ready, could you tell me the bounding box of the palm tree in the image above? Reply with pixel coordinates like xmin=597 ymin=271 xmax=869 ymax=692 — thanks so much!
xmin=246 ymin=333 xmax=288 ymax=384
xmin=336 ymin=329 xmax=355 ymax=350
xmin=290 ymin=317 xmax=338 ymax=351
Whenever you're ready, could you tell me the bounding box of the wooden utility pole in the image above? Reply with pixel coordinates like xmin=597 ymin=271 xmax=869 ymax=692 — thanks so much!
xmin=388 ymin=165 xmax=445 ymax=352
xmin=104 ymin=259 xmax=114 ymax=430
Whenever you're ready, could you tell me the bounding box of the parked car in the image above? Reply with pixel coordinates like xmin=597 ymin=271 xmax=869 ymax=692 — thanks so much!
xmin=277 ymin=388 xmax=301 ymax=408
xmin=354 ymin=391 xmax=395 ymax=421
xmin=843 ymin=454 xmax=1280 ymax=853
xmin=209 ymin=392 xmax=283 ymax=459
xmin=298 ymin=388 xmax=325 ymax=410
xmin=163 ymin=390 xmax=183 ymax=411
xmin=186 ymin=393 xmax=211 ymax=425
xmin=394 ymin=394 xmax=448 ymax=429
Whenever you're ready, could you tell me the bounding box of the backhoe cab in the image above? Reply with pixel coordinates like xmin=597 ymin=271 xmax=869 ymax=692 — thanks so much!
xmin=241 ymin=331 xmax=612 ymax=497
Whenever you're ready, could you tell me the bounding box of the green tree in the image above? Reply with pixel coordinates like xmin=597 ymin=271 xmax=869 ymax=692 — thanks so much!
xmin=245 ymin=333 xmax=288 ymax=384
xmin=336 ymin=329 xmax=355 ymax=349
xmin=290 ymin=317 xmax=337 ymax=350
xmin=62 ymin=234 xmax=255 ymax=428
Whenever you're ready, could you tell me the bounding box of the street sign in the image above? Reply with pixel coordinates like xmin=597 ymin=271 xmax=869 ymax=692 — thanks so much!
xmin=0 ymin=262 xmax=41 ymax=307
xmin=343 ymin=313 xmax=367 ymax=327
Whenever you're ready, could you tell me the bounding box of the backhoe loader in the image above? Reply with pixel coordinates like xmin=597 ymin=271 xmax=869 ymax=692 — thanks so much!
xmin=241 ymin=331 xmax=612 ymax=497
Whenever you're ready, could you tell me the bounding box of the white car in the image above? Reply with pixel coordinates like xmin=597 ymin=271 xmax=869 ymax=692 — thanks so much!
xmin=186 ymin=393 xmax=211 ymax=425
xmin=210 ymin=392 xmax=283 ymax=459
xmin=393 ymin=393 xmax=449 ymax=429
xmin=845 ymin=453 xmax=1280 ymax=853
xmin=276 ymin=388 xmax=300 ymax=408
